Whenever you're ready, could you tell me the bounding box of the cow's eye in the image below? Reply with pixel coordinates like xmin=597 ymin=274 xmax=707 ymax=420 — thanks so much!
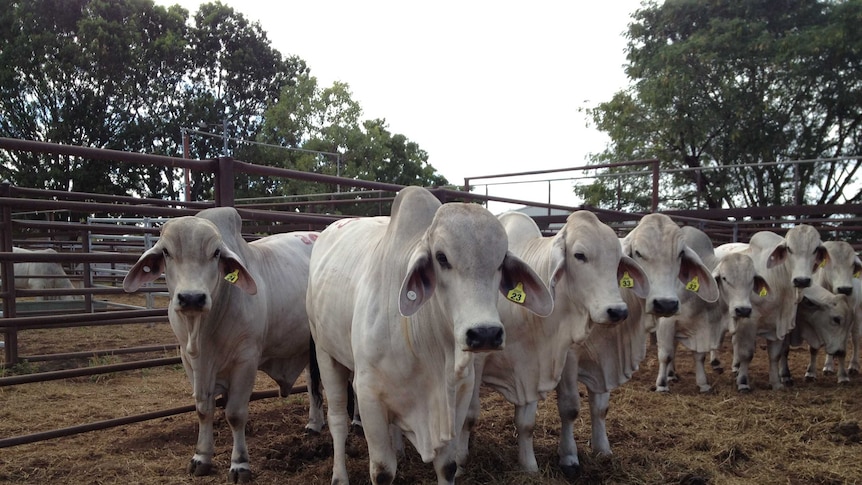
xmin=435 ymin=252 xmax=451 ymax=269
xmin=574 ymin=252 xmax=587 ymax=262
xmin=162 ymin=248 xmax=170 ymax=258
xmin=213 ymin=249 xmax=220 ymax=259
xmin=634 ymin=250 xmax=642 ymax=259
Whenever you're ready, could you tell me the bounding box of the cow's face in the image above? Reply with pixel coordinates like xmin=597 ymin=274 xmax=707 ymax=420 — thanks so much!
xmin=819 ymin=241 xmax=861 ymax=296
xmin=798 ymin=286 xmax=853 ymax=356
xmin=399 ymin=203 xmax=552 ymax=354
xmin=623 ymin=214 xmax=718 ymax=317
xmin=123 ymin=216 xmax=257 ymax=315
xmin=713 ymin=253 xmax=768 ymax=323
xmin=551 ymin=211 xmax=647 ymax=327
xmin=783 ymin=224 xmax=827 ymax=289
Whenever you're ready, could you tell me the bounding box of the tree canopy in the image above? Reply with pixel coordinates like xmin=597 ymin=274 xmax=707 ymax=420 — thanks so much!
xmin=577 ymin=0 xmax=862 ymax=213
xmin=0 ymin=0 xmax=447 ymax=202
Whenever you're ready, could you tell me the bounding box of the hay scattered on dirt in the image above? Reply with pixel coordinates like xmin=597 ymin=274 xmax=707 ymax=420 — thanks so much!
xmin=2 ymin=302 xmax=862 ymax=484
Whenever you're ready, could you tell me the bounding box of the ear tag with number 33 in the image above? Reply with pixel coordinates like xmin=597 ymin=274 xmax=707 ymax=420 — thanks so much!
xmin=507 ymin=282 xmax=526 ymax=304
xmin=619 ymin=272 xmax=634 ymax=289
xmin=685 ymin=276 xmax=700 ymax=292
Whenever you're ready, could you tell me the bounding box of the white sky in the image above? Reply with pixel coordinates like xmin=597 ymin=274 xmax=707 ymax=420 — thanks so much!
xmin=158 ymin=0 xmax=643 ymax=212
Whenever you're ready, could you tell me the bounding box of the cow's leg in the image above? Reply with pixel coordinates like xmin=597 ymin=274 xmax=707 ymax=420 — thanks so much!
xmin=655 ymin=322 xmax=676 ymax=392
xmin=433 ymin=440 xmax=459 ymax=485
xmin=356 ymin=393 xmax=397 ymax=485
xmin=456 ymin=360 xmax=484 ymax=474
xmin=514 ymin=401 xmax=540 ymax=473
xmin=732 ymin=332 xmax=755 ymax=392
xmin=588 ymin=390 xmax=612 ymax=456
xmin=767 ymin=338 xmax=787 ymax=390
xmin=806 ymin=346 xmax=819 ymax=381
xmin=849 ymin=326 xmax=862 ymax=375
xmin=556 ymin=355 xmax=582 ymax=478
xmin=693 ymin=351 xmax=712 ymax=393
xmin=225 ymin=362 xmax=258 ymax=484
xmin=317 ymin=352 xmax=352 ymax=485
xmin=823 ymin=353 xmax=836 ymax=375
xmin=305 ymin=367 xmax=326 ymax=434
xmin=835 ymin=353 xmax=850 ymax=384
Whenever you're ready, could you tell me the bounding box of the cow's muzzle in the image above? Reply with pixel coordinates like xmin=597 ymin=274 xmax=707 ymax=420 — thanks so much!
xmin=177 ymin=291 xmax=207 ymax=310
xmin=466 ymin=325 xmax=504 ymax=351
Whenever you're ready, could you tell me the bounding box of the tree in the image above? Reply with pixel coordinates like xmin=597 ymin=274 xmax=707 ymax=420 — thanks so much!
xmin=239 ymin=73 xmax=448 ymax=210
xmin=577 ymin=0 xmax=862 ymax=213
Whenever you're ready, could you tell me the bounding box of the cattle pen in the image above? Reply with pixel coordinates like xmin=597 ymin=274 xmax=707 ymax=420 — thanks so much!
xmin=2 ymin=137 xmax=862 ymax=484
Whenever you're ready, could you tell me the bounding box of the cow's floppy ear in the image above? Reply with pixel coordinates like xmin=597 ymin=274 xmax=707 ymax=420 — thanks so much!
xmin=766 ymin=242 xmax=788 ymax=269
xmin=500 ymin=251 xmax=554 ymax=317
xmin=813 ymin=245 xmax=829 ymax=273
xmin=753 ymin=275 xmax=771 ymax=299
xmin=679 ymin=247 xmax=719 ymax=303
xmin=619 ymin=255 xmax=649 ymax=299
xmin=218 ymin=244 xmax=257 ymax=295
xmin=547 ymin=229 xmax=567 ymax=300
xmin=123 ymin=245 xmax=165 ymax=292
xmin=399 ymin=247 xmax=436 ymax=317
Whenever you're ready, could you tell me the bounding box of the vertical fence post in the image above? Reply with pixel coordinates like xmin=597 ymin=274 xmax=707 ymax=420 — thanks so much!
xmin=651 ymin=159 xmax=660 ymax=212
xmin=215 ymin=157 xmax=235 ymax=208
xmin=0 ymin=181 xmax=18 ymax=365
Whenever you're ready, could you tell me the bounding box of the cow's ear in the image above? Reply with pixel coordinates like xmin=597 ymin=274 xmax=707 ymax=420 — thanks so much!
xmin=619 ymin=255 xmax=649 ymax=299
xmin=854 ymin=257 xmax=862 ymax=279
xmin=679 ymin=247 xmax=719 ymax=303
xmin=500 ymin=251 xmax=554 ymax=317
xmin=399 ymin=248 xmax=436 ymax=317
xmin=813 ymin=245 xmax=829 ymax=273
xmin=753 ymin=275 xmax=771 ymax=298
xmin=766 ymin=243 xmax=788 ymax=269
xmin=123 ymin=245 xmax=165 ymax=292
xmin=218 ymin=245 xmax=258 ymax=295
xmin=547 ymin=230 xmax=567 ymax=300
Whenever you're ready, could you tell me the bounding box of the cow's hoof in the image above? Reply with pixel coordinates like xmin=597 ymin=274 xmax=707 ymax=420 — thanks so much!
xmin=305 ymin=425 xmax=322 ymax=436
xmin=229 ymin=466 xmax=253 ymax=484
xmin=655 ymin=386 xmax=670 ymax=393
xmin=823 ymin=369 xmax=835 ymax=375
xmin=559 ymin=463 xmax=581 ymax=479
xmin=805 ymin=375 xmax=816 ymax=382
xmin=781 ymin=378 xmax=794 ymax=387
xmin=737 ymin=386 xmax=751 ymax=394
xmin=188 ymin=459 xmax=213 ymax=477
xmin=698 ymin=385 xmax=713 ymax=394
xmin=838 ymin=378 xmax=850 ymax=386
xmin=849 ymin=368 xmax=860 ymax=376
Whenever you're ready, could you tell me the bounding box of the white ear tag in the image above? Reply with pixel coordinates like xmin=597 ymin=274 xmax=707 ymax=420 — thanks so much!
xmin=406 ymin=290 xmax=417 ymax=301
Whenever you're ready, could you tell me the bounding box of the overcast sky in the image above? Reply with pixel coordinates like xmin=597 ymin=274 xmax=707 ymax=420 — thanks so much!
xmin=157 ymin=0 xmax=643 ymax=211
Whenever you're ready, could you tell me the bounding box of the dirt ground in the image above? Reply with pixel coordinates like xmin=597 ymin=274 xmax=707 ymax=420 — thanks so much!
xmin=2 ymin=294 xmax=862 ymax=484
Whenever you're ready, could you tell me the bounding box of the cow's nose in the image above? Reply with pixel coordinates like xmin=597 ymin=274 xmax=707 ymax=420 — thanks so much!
xmin=734 ymin=306 xmax=752 ymax=318
xmin=837 ymin=286 xmax=853 ymax=296
xmin=793 ymin=277 xmax=812 ymax=288
xmin=466 ymin=326 xmax=504 ymax=351
xmin=607 ymin=306 xmax=628 ymax=322
xmin=177 ymin=292 xmax=207 ymax=309
xmin=652 ymin=298 xmax=679 ymax=317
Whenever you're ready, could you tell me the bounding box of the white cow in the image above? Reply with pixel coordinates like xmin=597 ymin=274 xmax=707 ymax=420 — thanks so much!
xmin=459 ymin=210 xmax=649 ymax=473
xmin=790 ymin=284 xmax=854 ymax=383
xmin=123 ymin=207 xmax=324 ymax=483
xmin=11 ymin=247 xmax=77 ymax=300
xmin=715 ymin=225 xmax=826 ymax=391
xmin=555 ymin=213 xmax=719 ymax=476
xmin=306 ymin=186 xmax=553 ymax=485
xmin=654 ymin=227 xmax=769 ymax=393
xmin=816 ymin=241 xmax=862 ymax=376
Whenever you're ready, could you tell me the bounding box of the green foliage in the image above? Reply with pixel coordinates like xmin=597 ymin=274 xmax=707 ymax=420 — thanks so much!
xmin=579 ymin=0 xmax=862 ymax=213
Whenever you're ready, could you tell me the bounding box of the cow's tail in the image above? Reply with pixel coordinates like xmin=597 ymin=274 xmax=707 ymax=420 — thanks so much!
xmin=308 ymin=336 xmax=323 ymax=407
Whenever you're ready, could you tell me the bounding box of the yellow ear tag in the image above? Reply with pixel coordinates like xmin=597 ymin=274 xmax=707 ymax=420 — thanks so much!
xmin=506 ymin=282 xmax=526 ymax=304
xmin=224 ymin=269 xmax=239 ymax=284
xmin=820 ymin=259 xmax=827 ymax=269
xmin=758 ymin=286 xmax=768 ymax=297
xmin=685 ymin=276 xmax=700 ymax=292
xmin=855 ymin=270 xmax=861 ymax=279
xmin=620 ymin=272 xmax=634 ymax=289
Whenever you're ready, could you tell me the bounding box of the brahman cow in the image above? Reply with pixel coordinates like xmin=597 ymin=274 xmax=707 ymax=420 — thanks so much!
xmin=715 ymin=225 xmax=826 ymax=391
xmin=306 ymin=186 xmax=553 ymax=485
xmin=11 ymin=247 xmax=77 ymax=300
xmin=654 ymin=227 xmax=769 ymax=393
xmin=123 ymin=207 xmax=324 ymax=483
xmin=815 ymin=241 xmax=862 ymax=377
xmin=790 ymin=284 xmax=854 ymax=383
xmin=555 ymin=213 xmax=719 ymax=476
xmin=459 ymin=210 xmax=649 ymax=473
